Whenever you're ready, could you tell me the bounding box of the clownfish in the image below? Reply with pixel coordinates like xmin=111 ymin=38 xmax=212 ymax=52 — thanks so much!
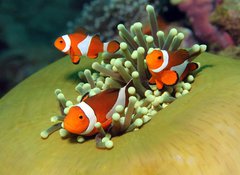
xmin=63 ymin=82 xmax=131 ymax=136
xmin=54 ymin=31 xmax=120 ymax=64
xmin=146 ymin=49 xmax=198 ymax=90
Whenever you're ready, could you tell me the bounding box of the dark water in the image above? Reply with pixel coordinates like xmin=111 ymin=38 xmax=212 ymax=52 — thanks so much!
xmin=0 ymin=0 xmax=88 ymax=97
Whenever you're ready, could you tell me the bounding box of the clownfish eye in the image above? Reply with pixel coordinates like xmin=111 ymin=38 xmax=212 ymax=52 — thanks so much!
xmin=79 ymin=116 xmax=83 ymax=119
xmin=59 ymin=40 xmax=63 ymax=43
xmin=157 ymin=56 xmax=162 ymax=60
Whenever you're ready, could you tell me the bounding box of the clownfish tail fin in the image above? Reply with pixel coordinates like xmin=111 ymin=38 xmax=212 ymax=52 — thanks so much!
xmin=104 ymin=40 xmax=120 ymax=53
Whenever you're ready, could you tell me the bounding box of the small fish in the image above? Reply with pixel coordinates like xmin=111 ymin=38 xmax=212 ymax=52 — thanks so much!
xmin=54 ymin=31 xmax=120 ymax=64
xmin=63 ymin=82 xmax=131 ymax=136
xmin=146 ymin=49 xmax=198 ymax=90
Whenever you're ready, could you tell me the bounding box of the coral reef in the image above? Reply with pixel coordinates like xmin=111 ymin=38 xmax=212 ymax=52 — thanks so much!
xmin=210 ymin=0 xmax=240 ymax=45
xmin=171 ymin=0 xmax=234 ymax=50
xmin=41 ymin=5 xmax=206 ymax=149
xmin=67 ymin=0 xmax=159 ymax=41
xmin=219 ymin=46 xmax=240 ymax=59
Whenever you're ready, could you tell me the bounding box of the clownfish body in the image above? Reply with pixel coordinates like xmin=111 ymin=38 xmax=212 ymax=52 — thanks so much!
xmin=54 ymin=31 xmax=120 ymax=64
xmin=146 ymin=49 xmax=198 ymax=90
xmin=63 ymin=83 xmax=130 ymax=136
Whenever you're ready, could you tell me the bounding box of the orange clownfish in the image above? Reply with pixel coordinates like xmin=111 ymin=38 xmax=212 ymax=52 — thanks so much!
xmin=146 ymin=49 xmax=198 ymax=90
xmin=63 ymin=83 xmax=130 ymax=136
xmin=54 ymin=32 xmax=120 ymax=64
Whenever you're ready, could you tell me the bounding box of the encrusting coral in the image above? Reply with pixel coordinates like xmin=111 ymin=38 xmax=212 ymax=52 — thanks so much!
xmin=67 ymin=0 xmax=158 ymax=40
xmin=41 ymin=5 xmax=206 ymax=149
xmin=171 ymin=0 xmax=234 ymax=49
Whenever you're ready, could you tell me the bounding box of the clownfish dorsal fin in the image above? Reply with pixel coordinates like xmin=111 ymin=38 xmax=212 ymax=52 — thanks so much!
xmin=92 ymin=34 xmax=101 ymax=41
xmin=172 ymin=49 xmax=190 ymax=62
xmin=81 ymin=92 xmax=90 ymax=102
xmin=75 ymin=27 xmax=88 ymax=36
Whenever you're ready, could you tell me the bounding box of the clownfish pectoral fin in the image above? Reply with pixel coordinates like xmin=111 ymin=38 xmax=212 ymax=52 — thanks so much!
xmin=161 ymin=70 xmax=179 ymax=86
xmin=81 ymin=92 xmax=90 ymax=102
xmin=149 ymin=77 xmax=156 ymax=85
xmin=88 ymin=53 xmax=99 ymax=59
xmin=70 ymin=55 xmax=80 ymax=64
xmin=92 ymin=34 xmax=101 ymax=41
xmin=75 ymin=27 xmax=88 ymax=36
xmin=155 ymin=80 xmax=164 ymax=90
xmin=69 ymin=48 xmax=81 ymax=64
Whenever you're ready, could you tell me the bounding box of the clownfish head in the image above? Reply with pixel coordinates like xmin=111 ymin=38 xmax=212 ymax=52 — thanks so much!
xmin=63 ymin=106 xmax=89 ymax=135
xmin=146 ymin=50 xmax=169 ymax=73
xmin=54 ymin=35 xmax=71 ymax=53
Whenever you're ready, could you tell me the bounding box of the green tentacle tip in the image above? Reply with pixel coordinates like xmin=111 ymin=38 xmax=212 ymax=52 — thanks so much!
xmin=77 ymin=136 xmax=85 ymax=143
xmin=84 ymin=69 xmax=91 ymax=74
xmin=200 ymin=44 xmax=207 ymax=52
xmin=115 ymin=105 xmax=124 ymax=113
xmin=128 ymin=87 xmax=136 ymax=95
xmin=146 ymin=36 xmax=154 ymax=43
xmin=131 ymin=71 xmax=139 ymax=78
xmin=94 ymin=122 xmax=102 ymax=129
xmin=114 ymin=59 xmax=122 ymax=67
xmin=50 ymin=116 xmax=58 ymax=123
xmin=112 ymin=113 xmax=120 ymax=121
xmin=40 ymin=131 xmax=49 ymax=139
xmin=59 ymin=129 xmax=68 ymax=138
xmin=141 ymin=107 xmax=148 ymax=115
xmin=169 ymin=28 xmax=178 ymax=36
xmin=182 ymin=90 xmax=189 ymax=95
xmin=192 ymin=44 xmax=201 ymax=52
xmin=129 ymin=96 xmax=137 ymax=103
xmin=183 ymin=83 xmax=191 ymax=91
xmin=64 ymin=107 xmax=70 ymax=115
xmin=105 ymin=140 xmax=114 ymax=149
xmin=66 ymin=100 xmax=73 ymax=107
xmin=144 ymin=90 xmax=152 ymax=96
xmin=133 ymin=22 xmax=143 ymax=29
xmin=117 ymin=24 xmax=125 ymax=31
xmin=187 ymin=75 xmax=194 ymax=83
xmin=146 ymin=4 xmax=154 ymax=12
xmin=54 ymin=89 xmax=62 ymax=95
xmin=134 ymin=118 xmax=143 ymax=127
xmin=177 ymin=33 xmax=184 ymax=40
xmin=157 ymin=31 xmax=164 ymax=36
xmin=131 ymin=51 xmax=138 ymax=59
xmin=92 ymin=62 xmax=98 ymax=69
xmin=120 ymin=42 xmax=128 ymax=50
xmin=137 ymin=47 xmax=145 ymax=54
xmin=57 ymin=93 xmax=65 ymax=100
xmin=124 ymin=61 xmax=132 ymax=68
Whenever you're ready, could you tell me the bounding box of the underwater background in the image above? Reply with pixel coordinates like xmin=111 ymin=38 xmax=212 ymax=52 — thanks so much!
xmin=0 ymin=0 xmax=239 ymax=97
xmin=1 ymin=1 xmax=240 ymax=174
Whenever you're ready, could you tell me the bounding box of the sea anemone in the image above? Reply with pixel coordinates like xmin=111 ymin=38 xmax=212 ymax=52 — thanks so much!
xmin=41 ymin=5 xmax=206 ymax=149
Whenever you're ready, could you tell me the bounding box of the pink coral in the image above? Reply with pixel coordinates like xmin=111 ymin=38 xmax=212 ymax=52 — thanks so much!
xmin=178 ymin=0 xmax=234 ymax=49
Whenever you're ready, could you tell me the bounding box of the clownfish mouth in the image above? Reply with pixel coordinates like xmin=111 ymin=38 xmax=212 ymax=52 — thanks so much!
xmin=63 ymin=121 xmax=81 ymax=135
